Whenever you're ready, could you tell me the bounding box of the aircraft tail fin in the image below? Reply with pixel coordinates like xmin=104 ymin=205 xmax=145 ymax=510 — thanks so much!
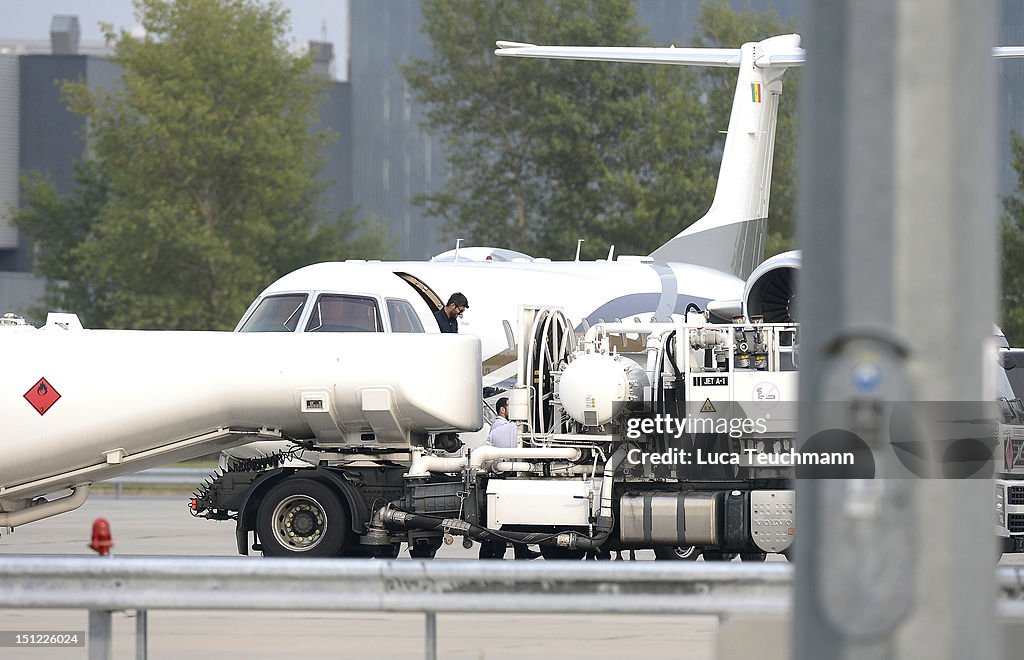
xmin=650 ymin=35 xmax=802 ymax=278
xmin=496 ymin=34 xmax=804 ymax=279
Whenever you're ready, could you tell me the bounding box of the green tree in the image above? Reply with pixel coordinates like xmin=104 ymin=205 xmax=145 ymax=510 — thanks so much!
xmin=12 ymin=0 xmax=389 ymax=330
xmin=694 ymin=0 xmax=800 ymax=256
xmin=404 ymin=0 xmax=717 ymax=259
xmin=1000 ymin=130 xmax=1024 ymax=344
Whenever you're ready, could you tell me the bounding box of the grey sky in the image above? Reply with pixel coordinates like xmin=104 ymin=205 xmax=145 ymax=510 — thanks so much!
xmin=0 ymin=0 xmax=350 ymax=79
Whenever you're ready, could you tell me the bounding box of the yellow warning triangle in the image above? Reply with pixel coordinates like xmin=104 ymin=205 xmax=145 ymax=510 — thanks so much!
xmin=701 ymin=398 xmax=716 ymax=413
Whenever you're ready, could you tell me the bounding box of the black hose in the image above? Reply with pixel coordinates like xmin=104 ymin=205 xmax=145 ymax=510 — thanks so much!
xmin=382 ymin=508 xmax=612 ymax=551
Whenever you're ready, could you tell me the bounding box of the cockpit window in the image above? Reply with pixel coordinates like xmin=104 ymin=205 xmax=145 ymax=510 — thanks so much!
xmin=239 ymin=294 xmax=307 ymax=332
xmin=386 ymin=298 xmax=424 ymax=333
xmin=306 ymin=294 xmax=382 ymax=332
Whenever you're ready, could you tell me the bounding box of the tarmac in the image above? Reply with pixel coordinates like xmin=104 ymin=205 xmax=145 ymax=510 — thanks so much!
xmin=0 ymin=495 xmax=720 ymax=659
xmin=6 ymin=495 xmax=1017 ymax=659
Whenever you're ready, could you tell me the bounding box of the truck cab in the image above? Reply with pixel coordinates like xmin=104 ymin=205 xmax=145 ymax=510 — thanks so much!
xmin=995 ymin=341 xmax=1024 ymax=553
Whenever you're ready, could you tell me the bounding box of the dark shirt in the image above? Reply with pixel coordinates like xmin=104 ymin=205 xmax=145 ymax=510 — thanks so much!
xmin=434 ymin=308 xmax=458 ymax=333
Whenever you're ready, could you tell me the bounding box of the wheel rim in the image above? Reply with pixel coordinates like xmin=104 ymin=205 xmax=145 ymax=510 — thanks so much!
xmin=270 ymin=494 xmax=328 ymax=552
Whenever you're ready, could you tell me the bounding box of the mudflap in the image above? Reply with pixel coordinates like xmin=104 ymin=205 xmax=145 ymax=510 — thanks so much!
xmin=722 ymin=490 xmax=748 ymax=552
xmin=235 ymin=524 xmax=249 ymax=556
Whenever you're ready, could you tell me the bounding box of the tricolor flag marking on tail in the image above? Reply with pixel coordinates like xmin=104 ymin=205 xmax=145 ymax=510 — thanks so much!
xmin=751 ymin=82 xmax=762 ymax=103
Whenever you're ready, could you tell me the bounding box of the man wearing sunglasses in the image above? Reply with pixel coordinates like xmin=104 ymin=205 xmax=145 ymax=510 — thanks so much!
xmin=434 ymin=292 xmax=468 ymax=333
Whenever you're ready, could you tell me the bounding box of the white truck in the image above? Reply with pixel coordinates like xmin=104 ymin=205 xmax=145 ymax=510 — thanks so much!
xmin=9 ymin=308 xmax=1013 ymax=560
xmin=0 ymin=311 xmax=481 ymax=531
xmin=191 ymin=307 xmax=799 ymax=560
xmin=994 ymin=335 xmax=1024 ymax=554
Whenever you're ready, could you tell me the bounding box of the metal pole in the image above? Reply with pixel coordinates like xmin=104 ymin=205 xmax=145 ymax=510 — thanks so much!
xmin=135 ymin=610 xmax=147 ymax=660
xmin=425 ymin=611 xmax=437 ymax=660
xmin=796 ymin=1 xmax=999 ymax=659
xmin=88 ymin=609 xmax=112 ymax=660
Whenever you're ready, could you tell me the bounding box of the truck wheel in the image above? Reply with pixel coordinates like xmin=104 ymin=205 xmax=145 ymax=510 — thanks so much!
xmin=376 ymin=543 xmax=402 ymax=559
xmin=540 ymin=546 xmax=586 ymax=560
xmin=256 ymin=478 xmax=348 ymax=557
xmin=478 ymin=539 xmax=507 ymax=559
xmin=409 ymin=540 xmax=442 ymax=559
xmin=702 ymin=551 xmax=737 ymax=561
xmin=343 ymin=543 xmax=402 ymax=558
xmin=740 ymin=552 xmax=767 ymax=562
xmin=654 ymin=545 xmax=700 ymax=561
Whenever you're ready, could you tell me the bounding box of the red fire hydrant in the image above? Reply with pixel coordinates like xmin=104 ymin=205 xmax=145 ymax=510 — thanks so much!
xmin=89 ymin=517 xmax=114 ymax=556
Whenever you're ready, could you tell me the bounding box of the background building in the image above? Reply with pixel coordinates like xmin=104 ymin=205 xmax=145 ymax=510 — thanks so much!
xmin=1001 ymin=3 xmax=1024 ymax=198
xmin=0 ymin=16 xmax=351 ymax=321
xmin=3 ymin=1 xmax=1024 ymax=318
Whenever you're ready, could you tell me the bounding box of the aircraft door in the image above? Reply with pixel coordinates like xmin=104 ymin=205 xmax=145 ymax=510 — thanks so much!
xmin=394 ymin=272 xmax=443 ymax=313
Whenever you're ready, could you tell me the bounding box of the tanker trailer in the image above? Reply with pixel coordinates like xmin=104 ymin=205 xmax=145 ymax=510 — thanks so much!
xmin=0 ymin=313 xmax=481 ymax=529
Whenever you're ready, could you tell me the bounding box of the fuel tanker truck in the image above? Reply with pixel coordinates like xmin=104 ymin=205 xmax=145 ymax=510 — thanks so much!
xmin=191 ymin=308 xmax=1015 ymax=560
xmin=191 ymin=307 xmax=802 ymax=560
xmin=0 ymin=312 xmax=482 ymax=530
xmin=1 ymin=305 xmax=801 ymax=559
xmin=8 ymin=307 xmax=1014 ymax=561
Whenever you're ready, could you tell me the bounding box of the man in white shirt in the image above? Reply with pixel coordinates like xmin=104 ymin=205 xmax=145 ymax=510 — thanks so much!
xmin=487 ymin=397 xmax=516 ymax=448
xmin=479 ymin=396 xmax=540 ymax=559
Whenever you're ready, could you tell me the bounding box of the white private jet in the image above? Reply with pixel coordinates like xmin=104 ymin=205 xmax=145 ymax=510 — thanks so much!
xmin=235 ymin=34 xmax=805 ymax=386
xmin=224 ymin=35 xmax=1024 ymax=463
xmin=233 ymin=35 xmax=1024 ymax=380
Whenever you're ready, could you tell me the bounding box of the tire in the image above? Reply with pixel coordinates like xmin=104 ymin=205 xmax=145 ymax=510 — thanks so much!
xmin=256 ymin=478 xmax=348 ymax=557
xmin=478 ymin=539 xmax=507 ymax=559
xmin=338 ymin=545 xmax=375 ymax=558
xmin=702 ymin=551 xmax=737 ymax=562
xmin=409 ymin=540 xmax=442 ymax=559
xmin=740 ymin=552 xmax=767 ymax=562
xmin=513 ymin=544 xmax=543 ymax=560
xmin=540 ymin=545 xmax=586 ymax=560
xmin=654 ymin=545 xmax=700 ymax=561
xmin=998 ymin=537 xmax=1013 ymax=562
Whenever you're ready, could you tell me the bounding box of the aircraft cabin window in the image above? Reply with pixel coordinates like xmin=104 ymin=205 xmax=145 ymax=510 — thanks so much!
xmin=386 ymin=298 xmax=424 ymax=333
xmin=306 ymin=294 xmax=383 ymax=333
xmin=239 ymin=294 xmax=308 ymax=332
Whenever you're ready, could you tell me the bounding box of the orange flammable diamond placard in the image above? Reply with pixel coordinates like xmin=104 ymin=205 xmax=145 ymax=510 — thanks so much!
xmin=24 ymin=377 xmax=61 ymax=416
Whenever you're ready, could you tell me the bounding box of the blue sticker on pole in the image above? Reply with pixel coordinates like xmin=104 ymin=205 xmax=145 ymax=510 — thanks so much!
xmin=851 ymin=362 xmax=882 ymax=393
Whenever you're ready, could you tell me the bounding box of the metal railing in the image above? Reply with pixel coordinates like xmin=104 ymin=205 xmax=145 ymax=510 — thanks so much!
xmin=101 ymin=468 xmax=215 ymax=497
xmin=3 ymin=557 xmax=1024 ymax=659
xmin=0 ymin=557 xmax=787 ymax=659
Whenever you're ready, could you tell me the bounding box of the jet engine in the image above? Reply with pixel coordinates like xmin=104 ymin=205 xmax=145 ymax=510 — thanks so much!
xmin=743 ymin=250 xmax=800 ymax=323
